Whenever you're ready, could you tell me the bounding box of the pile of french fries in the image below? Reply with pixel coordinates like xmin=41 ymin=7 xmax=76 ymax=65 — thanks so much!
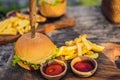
xmin=0 ymin=12 xmax=46 ymax=35
xmin=56 ymin=34 xmax=104 ymax=60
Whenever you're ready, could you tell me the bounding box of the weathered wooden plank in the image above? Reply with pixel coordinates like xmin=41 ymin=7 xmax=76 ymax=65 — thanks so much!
xmin=0 ymin=6 xmax=120 ymax=80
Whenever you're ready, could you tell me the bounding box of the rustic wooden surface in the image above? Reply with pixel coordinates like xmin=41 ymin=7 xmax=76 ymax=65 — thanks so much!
xmin=0 ymin=14 xmax=75 ymax=45
xmin=0 ymin=6 xmax=120 ymax=80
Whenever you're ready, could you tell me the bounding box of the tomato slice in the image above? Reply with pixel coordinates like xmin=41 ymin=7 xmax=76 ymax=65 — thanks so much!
xmin=45 ymin=64 xmax=63 ymax=76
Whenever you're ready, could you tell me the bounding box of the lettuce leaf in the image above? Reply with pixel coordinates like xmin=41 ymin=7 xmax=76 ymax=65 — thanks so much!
xmin=12 ymin=55 xmax=39 ymax=70
xmin=41 ymin=0 xmax=46 ymax=6
xmin=41 ymin=0 xmax=61 ymax=6
xmin=51 ymin=47 xmax=59 ymax=59
xmin=13 ymin=42 xmax=16 ymax=46
xmin=52 ymin=0 xmax=61 ymax=6
xmin=28 ymin=63 xmax=40 ymax=70
xmin=12 ymin=54 xmax=22 ymax=66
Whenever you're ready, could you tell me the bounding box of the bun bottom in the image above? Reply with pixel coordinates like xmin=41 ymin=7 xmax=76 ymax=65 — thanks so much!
xmin=18 ymin=62 xmax=31 ymax=70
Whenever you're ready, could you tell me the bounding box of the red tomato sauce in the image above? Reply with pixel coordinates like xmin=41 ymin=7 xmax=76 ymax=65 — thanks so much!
xmin=44 ymin=64 xmax=64 ymax=76
xmin=74 ymin=60 xmax=94 ymax=72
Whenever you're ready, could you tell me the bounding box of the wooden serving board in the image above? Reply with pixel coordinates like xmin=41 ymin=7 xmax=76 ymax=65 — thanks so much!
xmin=1 ymin=43 xmax=120 ymax=80
xmin=0 ymin=14 xmax=75 ymax=45
xmin=64 ymin=43 xmax=120 ymax=80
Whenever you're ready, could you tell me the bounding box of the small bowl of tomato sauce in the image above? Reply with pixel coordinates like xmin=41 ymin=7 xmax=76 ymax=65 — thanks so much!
xmin=71 ymin=56 xmax=98 ymax=77
xmin=40 ymin=59 xmax=67 ymax=80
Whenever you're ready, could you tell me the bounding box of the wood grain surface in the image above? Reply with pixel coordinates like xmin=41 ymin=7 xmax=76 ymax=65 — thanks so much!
xmin=63 ymin=43 xmax=120 ymax=80
xmin=0 ymin=6 xmax=120 ymax=80
xmin=0 ymin=43 xmax=120 ymax=80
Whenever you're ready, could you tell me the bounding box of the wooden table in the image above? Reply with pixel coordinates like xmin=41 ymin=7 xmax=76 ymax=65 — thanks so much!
xmin=0 ymin=6 xmax=120 ymax=80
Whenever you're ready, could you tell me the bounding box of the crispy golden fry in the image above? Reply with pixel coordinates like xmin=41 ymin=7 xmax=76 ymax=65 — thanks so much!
xmin=28 ymin=25 xmax=31 ymax=31
xmin=0 ymin=19 xmax=9 ymax=33
xmin=6 ymin=23 xmax=12 ymax=30
xmin=87 ymin=40 xmax=104 ymax=52
xmin=24 ymin=25 xmax=29 ymax=33
xmin=18 ymin=28 xmax=24 ymax=35
xmin=84 ymin=53 xmax=99 ymax=59
xmin=18 ymin=20 xmax=29 ymax=27
xmin=65 ymin=40 xmax=74 ymax=46
xmin=57 ymin=46 xmax=77 ymax=60
xmin=76 ymin=43 xmax=82 ymax=56
xmin=13 ymin=19 xmax=20 ymax=27
xmin=36 ymin=15 xmax=47 ymax=22
xmin=16 ymin=12 xmax=46 ymax=22
xmin=86 ymin=51 xmax=94 ymax=55
xmin=0 ymin=12 xmax=40 ymax=35
xmin=57 ymin=34 xmax=104 ymax=60
xmin=9 ymin=17 xmax=19 ymax=23
xmin=0 ymin=28 xmax=17 ymax=35
xmin=16 ymin=12 xmax=28 ymax=19
xmin=82 ymin=36 xmax=92 ymax=51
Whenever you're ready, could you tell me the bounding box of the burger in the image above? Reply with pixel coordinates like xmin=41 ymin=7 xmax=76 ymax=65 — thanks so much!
xmin=13 ymin=32 xmax=57 ymax=70
xmin=39 ymin=0 xmax=66 ymax=18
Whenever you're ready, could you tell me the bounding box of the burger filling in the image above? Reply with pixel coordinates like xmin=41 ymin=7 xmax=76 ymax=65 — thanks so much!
xmin=41 ymin=0 xmax=64 ymax=6
xmin=13 ymin=47 xmax=59 ymax=70
xmin=13 ymin=55 xmax=40 ymax=70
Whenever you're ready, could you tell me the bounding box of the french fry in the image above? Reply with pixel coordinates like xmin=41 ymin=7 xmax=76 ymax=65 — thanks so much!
xmin=0 ymin=28 xmax=17 ymax=35
xmin=57 ymin=34 xmax=104 ymax=60
xmin=65 ymin=40 xmax=74 ymax=46
xmin=0 ymin=20 xmax=9 ymax=33
xmin=86 ymin=51 xmax=94 ymax=55
xmin=24 ymin=25 xmax=29 ymax=33
xmin=18 ymin=20 xmax=29 ymax=28
xmin=82 ymin=37 xmax=92 ymax=51
xmin=16 ymin=12 xmax=28 ymax=19
xmin=16 ymin=20 xmax=30 ymax=34
xmin=9 ymin=17 xmax=19 ymax=23
xmin=0 ymin=11 xmax=45 ymax=35
xmin=28 ymin=25 xmax=31 ymax=31
xmin=76 ymin=43 xmax=82 ymax=56
xmin=13 ymin=18 xmax=22 ymax=27
xmin=36 ymin=15 xmax=46 ymax=22
xmin=6 ymin=23 xmax=12 ymax=29
xmin=74 ymin=37 xmax=81 ymax=44
xmin=35 ymin=23 xmax=38 ymax=29
xmin=87 ymin=40 xmax=104 ymax=52
xmin=84 ymin=53 xmax=99 ymax=59
xmin=18 ymin=28 xmax=24 ymax=35
xmin=16 ymin=12 xmax=46 ymax=22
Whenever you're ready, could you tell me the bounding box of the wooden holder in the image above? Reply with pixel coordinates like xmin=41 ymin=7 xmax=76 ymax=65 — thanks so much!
xmin=29 ymin=0 xmax=36 ymax=38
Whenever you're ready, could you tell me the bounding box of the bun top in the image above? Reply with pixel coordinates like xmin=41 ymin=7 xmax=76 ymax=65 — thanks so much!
xmin=15 ymin=32 xmax=56 ymax=64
